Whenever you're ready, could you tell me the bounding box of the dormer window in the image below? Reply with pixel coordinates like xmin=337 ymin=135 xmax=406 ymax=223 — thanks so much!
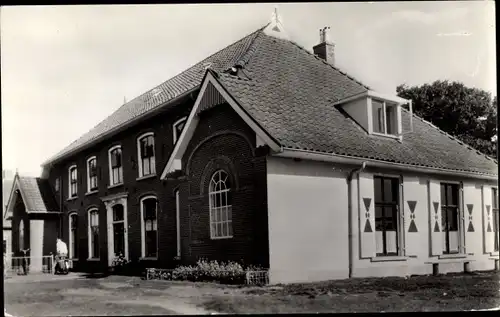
xmin=372 ymin=99 xmax=397 ymax=136
xmin=173 ymin=117 xmax=187 ymax=144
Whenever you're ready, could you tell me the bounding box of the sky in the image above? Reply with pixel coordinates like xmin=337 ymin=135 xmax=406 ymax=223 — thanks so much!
xmin=1 ymin=2 xmax=496 ymax=177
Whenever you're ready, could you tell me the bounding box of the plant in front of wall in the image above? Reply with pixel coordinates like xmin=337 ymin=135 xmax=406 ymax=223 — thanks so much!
xmin=111 ymin=252 xmax=131 ymax=274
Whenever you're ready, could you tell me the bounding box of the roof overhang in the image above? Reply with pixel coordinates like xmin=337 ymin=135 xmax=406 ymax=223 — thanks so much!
xmin=333 ymin=90 xmax=410 ymax=106
xmin=41 ymin=87 xmax=199 ymax=169
xmin=160 ymin=69 xmax=282 ymax=180
xmin=275 ymin=148 xmax=498 ymax=181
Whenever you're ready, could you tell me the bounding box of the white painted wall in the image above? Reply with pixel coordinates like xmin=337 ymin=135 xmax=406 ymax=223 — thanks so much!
xmin=266 ymin=157 xmax=350 ymax=284
xmin=342 ymin=98 xmax=369 ymax=132
xmin=29 ymin=220 xmax=44 ymax=272
xmin=266 ymin=157 xmax=497 ymax=283
xmin=3 ymin=229 xmax=12 ymax=269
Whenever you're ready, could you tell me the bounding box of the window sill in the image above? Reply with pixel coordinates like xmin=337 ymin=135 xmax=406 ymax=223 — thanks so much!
xmin=489 ymin=251 xmax=499 ymax=257
xmin=370 ymin=256 xmax=408 ymax=263
xmin=67 ymin=196 xmax=78 ymax=202
xmin=210 ymin=236 xmax=233 ymax=240
xmin=108 ymin=183 xmax=124 ymax=189
xmin=87 ymin=258 xmax=100 ymax=261
xmin=371 ymin=132 xmax=401 ymax=140
xmin=136 ymin=174 xmax=156 ymax=182
xmin=438 ymin=253 xmax=467 ymax=260
xmin=85 ymin=190 xmax=99 ymax=196
xmin=139 ymin=257 xmax=158 ymax=261
xmin=69 ymin=258 xmax=78 ymax=261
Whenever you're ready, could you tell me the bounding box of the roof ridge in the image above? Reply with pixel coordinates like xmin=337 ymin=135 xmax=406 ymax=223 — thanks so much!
xmin=282 ymin=37 xmax=371 ymax=91
xmin=402 ymin=108 xmax=498 ymax=164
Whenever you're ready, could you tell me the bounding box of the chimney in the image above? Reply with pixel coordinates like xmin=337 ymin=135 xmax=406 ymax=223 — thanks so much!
xmin=313 ymin=27 xmax=335 ymax=65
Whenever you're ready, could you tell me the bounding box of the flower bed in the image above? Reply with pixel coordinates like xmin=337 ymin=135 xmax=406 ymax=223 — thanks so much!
xmin=146 ymin=259 xmax=269 ymax=285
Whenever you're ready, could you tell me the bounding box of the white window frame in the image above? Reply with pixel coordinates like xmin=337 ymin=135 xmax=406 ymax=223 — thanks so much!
xmin=68 ymin=212 xmax=78 ymax=259
xmin=108 ymin=145 xmax=123 ymax=186
xmin=370 ymin=98 xmax=397 ymax=136
xmin=68 ymin=165 xmax=78 ymax=199
xmin=173 ymin=117 xmax=187 ymax=144
xmin=175 ymin=189 xmax=181 ymax=258
xmin=87 ymin=208 xmax=100 ymax=259
xmin=86 ymin=156 xmax=98 ymax=193
xmin=140 ymin=195 xmax=159 ymax=259
xmin=137 ymin=132 xmax=156 ymax=178
xmin=209 ymin=170 xmax=233 ymax=239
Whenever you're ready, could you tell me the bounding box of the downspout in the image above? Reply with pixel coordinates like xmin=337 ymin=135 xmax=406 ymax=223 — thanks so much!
xmin=59 ymin=175 xmax=63 ymax=239
xmin=346 ymin=161 xmax=367 ymax=278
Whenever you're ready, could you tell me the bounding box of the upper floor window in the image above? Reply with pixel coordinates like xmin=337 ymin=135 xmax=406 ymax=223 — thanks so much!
xmin=209 ymin=170 xmax=233 ymax=239
xmin=137 ymin=133 xmax=156 ymax=177
xmin=108 ymin=146 xmax=123 ymax=186
xmin=372 ymin=99 xmax=397 ymax=135
xmin=87 ymin=156 xmax=98 ymax=192
xmin=68 ymin=165 xmax=78 ymax=198
xmin=173 ymin=117 xmax=187 ymax=144
xmin=440 ymin=183 xmax=460 ymax=254
xmin=492 ymin=188 xmax=499 ymax=252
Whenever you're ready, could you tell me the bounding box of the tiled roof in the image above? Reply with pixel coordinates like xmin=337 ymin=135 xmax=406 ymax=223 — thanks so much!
xmin=43 ymin=25 xmax=266 ymax=165
xmin=216 ymin=32 xmax=497 ymax=176
xmin=44 ymin=23 xmax=497 ymax=176
xmin=17 ymin=177 xmax=59 ymax=213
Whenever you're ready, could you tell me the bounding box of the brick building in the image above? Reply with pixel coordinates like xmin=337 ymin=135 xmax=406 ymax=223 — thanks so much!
xmin=5 ymin=15 xmax=499 ymax=284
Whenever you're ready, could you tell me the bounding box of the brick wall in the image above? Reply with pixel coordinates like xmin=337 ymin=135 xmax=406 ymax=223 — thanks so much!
xmin=180 ymin=103 xmax=269 ymax=268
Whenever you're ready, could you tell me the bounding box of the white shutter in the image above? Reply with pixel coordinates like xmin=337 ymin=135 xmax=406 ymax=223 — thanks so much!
xmin=429 ymin=180 xmax=442 ymax=256
xmin=402 ymin=176 xmax=422 ymax=257
xmin=358 ymin=173 xmax=376 ymax=258
xmin=482 ymin=186 xmax=494 ymax=253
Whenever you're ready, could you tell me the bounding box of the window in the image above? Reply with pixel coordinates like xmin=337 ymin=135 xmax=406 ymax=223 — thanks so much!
xmin=372 ymin=99 xmax=397 ymax=135
xmin=19 ymin=219 xmax=24 ymax=251
xmin=108 ymin=146 xmax=123 ymax=185
xmin=3 ymin=240 xmax=6 ymax=254
xmin=209 ymin=170 xmax=233 ymax=239
xmin=441 ymin=183 xmax=460 ymax=254
xmin=87 ymin=156 xmax=98 ymax=192
xmin=137 ymin=133 xmax=156 ymax=177
xmin=374 ymin=176 xmax=400 ymax=256
xmin=141 ymin=197 xmax=158 ymax=258
xmin=88 ymin=209 xmax=99 ymax=259
xmin=493 ymin=188 xmax=499 ymax=252
xmin=173 ymin=117 xmax=187 ymax=144
xmin=55 ymin=178 xmax=60 ymax=192
xmin=175 ymin=190 xmax=181 ymax=258
xmin=68 ymin=165 xmax=78 ymax=198
xmin=69 ymin=213 xmax=78 ymax=259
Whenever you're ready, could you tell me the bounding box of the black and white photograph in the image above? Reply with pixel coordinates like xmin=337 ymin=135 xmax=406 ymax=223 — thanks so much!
xmin=2 ymin=2 xmax=499 ymax=315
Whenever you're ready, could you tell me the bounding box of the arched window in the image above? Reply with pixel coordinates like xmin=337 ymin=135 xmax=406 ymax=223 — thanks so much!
xmin=173 ymin=117 xmax=187 ymax=144
xmin=209 ymin=170 xmax=232 ymax=239
xmin=86 ymin=156 xmax=98 ymax=192
xmin=108 ymin=145 xmax=123 ymax=185
xmin=69 ymin=213 xmax=78 ymax=259
xmin=137 ymin=133 xmax=156 ymax=177
xmin=68 ymin=165 xmax=78 ymax=198
xmin=88 ymin=209 xmax=99 ymax=259
xmin=140 ymin=196 xmax=158 ymax=258
xmin=19 ymin=219 xmax=24 ymax=251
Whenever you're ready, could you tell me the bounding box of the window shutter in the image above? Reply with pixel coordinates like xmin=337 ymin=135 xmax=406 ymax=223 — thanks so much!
xmin=402 ymin=176 xmax=421 ymax=257
xmin=359 ymin=173 xmax=376 ymax=258
xmin=429 ymin=180 xmax=442 ymax=256
xmin=482 ymin=186 xmax=494 ymax=253
xmin=463 ymin=183 xmax=480 ymax=254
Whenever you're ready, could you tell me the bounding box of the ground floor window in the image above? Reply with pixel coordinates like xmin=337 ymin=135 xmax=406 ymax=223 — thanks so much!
xmin=88 ymin=209 xmax=99 ymax=259
xmin=69 ymin=213 xmax=78 ymax=259
xmin=19 ymin=219 xmax=24 ymax=251
xmin=374 ymin=176 xmax=400 ymax=256
xmin=141 ymin=197 xmax=158 ymax=258
xmin=112 ymin=204 xmax=125 ymax=257
xmin=441 ymin=183 xmax=460 ymax=254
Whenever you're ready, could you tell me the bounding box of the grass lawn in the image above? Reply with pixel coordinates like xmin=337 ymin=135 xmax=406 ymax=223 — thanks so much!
xmin=4 ymin=270 xmax=500 ymax=315
xmin=199 ymin=271 xmax=500 ymax=313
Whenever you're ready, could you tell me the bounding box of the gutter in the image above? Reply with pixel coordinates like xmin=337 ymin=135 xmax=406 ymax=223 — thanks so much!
xmin=276 ymin=148 xmax=497 ymax=181
xmin=346 ymin=162 xmax=367 ymax=278
xmin=41 ymin=87 xmax=199 ymax=168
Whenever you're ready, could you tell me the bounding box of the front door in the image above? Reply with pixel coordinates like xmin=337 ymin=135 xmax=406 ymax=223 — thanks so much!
xmin=112 ymin=204 xmax=125 ymax=257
